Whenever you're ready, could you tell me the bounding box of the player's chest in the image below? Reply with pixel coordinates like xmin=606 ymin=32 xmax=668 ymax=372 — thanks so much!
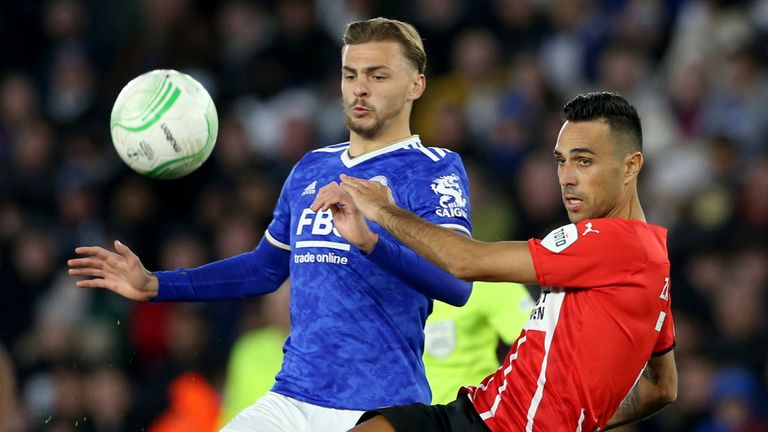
xmin=286 ymin=166 xmax=403 ymax=237
xmin=288 ymin=165 xmax=402 ymax=214
xmin=524 ymin=290 xmax=566 ymax=332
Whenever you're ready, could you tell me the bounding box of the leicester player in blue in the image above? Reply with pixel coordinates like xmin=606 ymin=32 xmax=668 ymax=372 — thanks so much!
xmin=68 ymin=18 xmax=472 ymax=431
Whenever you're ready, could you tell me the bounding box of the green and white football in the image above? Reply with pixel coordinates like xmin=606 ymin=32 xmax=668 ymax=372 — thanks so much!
xmin=110 ymin=69 xmax=218 ymax=179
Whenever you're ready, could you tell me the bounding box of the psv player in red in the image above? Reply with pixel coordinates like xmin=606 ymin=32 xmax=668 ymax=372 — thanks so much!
xmin=311 ymin=92 xmax=677 ymax=432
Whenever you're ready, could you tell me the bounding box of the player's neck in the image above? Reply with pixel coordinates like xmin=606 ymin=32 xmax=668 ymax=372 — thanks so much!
xmin=609 ymin=193 xmax=646 ymax=222
xmin=348 ymin=128 xmax=414 ymax=157
xmin=625 ymin=200 xmax=646 ymax=222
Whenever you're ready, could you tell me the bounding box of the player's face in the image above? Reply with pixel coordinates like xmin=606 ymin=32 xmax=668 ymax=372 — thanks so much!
xmin=554 ymin=120 xmax=626 ymax=223
xmin=341 ymin=41 xmax=422 ymax=139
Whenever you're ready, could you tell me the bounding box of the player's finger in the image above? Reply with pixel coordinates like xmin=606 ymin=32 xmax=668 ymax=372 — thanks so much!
xmin=74 ymin=246 xmax=114 ymax=258
xmin=311 ymin=188 xmax=338 ymax=211
xmin=68 ymin=268 xmax=105 ymax=278
xmin=328 ymin=204 xmax=342 ymax=219
xmin=317 ymin=181 xmax=340 ymax=192
xmin=309 ymin=197 xmax=323 ymax=212
xmin=313 ymin=182 xmax=350 ymax=211
xmin=113 ymin=240 xmax=135 ymax=259
xmin=339 ymin=174 xmax=366 ymax=187
xmin=75 ymin=278 xmax=110 ymax=289
xmin=310 ymin=195 xmax=332 ymax=212
xmin=339 ymin=182 xmax=358 ymax=197
xmin=67 ymin=257 xmax=105 ymax=269
xmin=318 ymin=182 xmax=340 ymax=195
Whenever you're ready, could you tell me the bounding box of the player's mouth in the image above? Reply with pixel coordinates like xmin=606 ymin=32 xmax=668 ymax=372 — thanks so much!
xmin=352 ymin=105 xmax=372 ymax=117
xmin=563 ymin=195 xmax=583 ymax=212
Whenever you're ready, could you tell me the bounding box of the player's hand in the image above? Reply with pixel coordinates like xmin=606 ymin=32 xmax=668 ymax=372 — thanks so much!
xmin=310 ymin=182 xmax=379 ymax=253
xmin=67 ymin=240 xmax=158 ymax=301
xmin=339 ymin=174 xmax=397 ymax=224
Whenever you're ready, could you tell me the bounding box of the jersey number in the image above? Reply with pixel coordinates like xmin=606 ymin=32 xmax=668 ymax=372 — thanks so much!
xmin=659 ymin=277 xmax=669 ymax=301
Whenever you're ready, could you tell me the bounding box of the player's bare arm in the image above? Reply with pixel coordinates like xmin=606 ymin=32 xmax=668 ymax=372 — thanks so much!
xmin=67 ymin=240 xmax=159 ymax=301
xmin=337 ymin=174 xmax=537 ymax=284
xmin=605 ymin=350 xmax=677 ymax=429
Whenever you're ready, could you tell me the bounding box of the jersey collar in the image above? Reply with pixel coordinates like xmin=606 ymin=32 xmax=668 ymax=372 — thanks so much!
xmin=341 ymin=135 xmax=420 ymax=168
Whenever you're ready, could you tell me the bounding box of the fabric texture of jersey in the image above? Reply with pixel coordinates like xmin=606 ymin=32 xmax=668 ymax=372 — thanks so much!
xmin=424 ymin=282 xmax=534 ymax=404
xmin=266 ymin=136 xmax=472 ymax=410
xmin=462 ymin=218 xmax=674 ymax=432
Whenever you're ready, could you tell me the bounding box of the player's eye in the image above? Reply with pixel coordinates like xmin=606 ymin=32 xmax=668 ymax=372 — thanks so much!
xmin=371 ymin=75 xmax=387 ymax=81
xmin=344 ymin=74 xmax=356 ymax=80
xmin=578 ymin=158 xmax=592 ymax=166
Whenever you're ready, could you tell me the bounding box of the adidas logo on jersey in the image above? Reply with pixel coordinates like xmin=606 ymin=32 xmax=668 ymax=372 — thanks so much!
xmin=301 ymin=181 xmax=317 ymax=196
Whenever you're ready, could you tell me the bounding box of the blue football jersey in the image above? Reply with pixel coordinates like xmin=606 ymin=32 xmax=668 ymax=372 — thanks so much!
xmin=264 ymin=135 xmax=472 ymax=410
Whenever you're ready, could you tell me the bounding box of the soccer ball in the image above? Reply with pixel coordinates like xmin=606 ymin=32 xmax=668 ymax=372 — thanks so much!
xmin=110 ymin=69 xmax=218 ymax=179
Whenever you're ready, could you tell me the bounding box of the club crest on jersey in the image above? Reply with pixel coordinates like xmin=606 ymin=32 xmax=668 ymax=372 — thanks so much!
xmin=541 ymin=223 xmax=579 ymax=253
xmin=431 ymin=174 xmax=468 ymax=218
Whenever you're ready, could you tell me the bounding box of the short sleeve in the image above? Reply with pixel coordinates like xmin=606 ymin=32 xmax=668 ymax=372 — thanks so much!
xmin=653 ymin=298 xmax=676 ymax=355
xmin=528 ymin=219 xmax=647 ymax=289
xmin=264 ymin=166 xmax=295 ymax=251
xmin=404 ymin=151 xmax=471 ymax=236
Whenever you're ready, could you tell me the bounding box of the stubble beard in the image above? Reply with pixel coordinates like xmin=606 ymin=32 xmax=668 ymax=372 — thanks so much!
xmin=344 ymin=103 xmax=403 ymax=140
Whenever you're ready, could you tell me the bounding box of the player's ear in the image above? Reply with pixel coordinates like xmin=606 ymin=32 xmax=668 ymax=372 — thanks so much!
xmin=408 ymin=74 xmax=426 ymax=101
xmin=624 ymin=151 xmax=643 ymax=184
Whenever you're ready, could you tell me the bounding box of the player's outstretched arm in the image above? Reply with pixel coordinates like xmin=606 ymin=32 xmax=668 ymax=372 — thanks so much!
xmin=312 ymin=180 xmax=472 ymax=305
xmin=338 ymin=175 xmax=537 ymax=284
xmin=605 ymin=350 xmax=677 ymax=429
xmin=68 ymin=240 xmax=158 ymax=301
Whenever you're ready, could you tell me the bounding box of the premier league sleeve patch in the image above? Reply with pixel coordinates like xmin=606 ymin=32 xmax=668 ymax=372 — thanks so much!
xmin=540 ymin=223 xmax=579 ymax=253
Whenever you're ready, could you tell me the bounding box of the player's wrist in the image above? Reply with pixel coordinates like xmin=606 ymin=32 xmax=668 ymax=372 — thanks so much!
xmin=374 ymin=204 xmax=400 ymax=228
xmin=144 ymin=272 xmax=159 ymax=301
xmin=358 ymin=233 xmax=379 ymax=254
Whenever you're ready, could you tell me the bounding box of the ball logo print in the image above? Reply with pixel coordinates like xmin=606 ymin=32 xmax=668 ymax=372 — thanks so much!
xmin=110 ymin=69 xmax=219 ymax=179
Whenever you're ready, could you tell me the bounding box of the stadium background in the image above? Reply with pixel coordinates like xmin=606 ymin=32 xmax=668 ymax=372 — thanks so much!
xmin=1 ymin=0 xmax=767 ymax=430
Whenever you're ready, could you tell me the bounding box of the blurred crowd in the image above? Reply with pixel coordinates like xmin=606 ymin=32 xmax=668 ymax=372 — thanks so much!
xmin=1 ymin=0 xmax=767 ymax=430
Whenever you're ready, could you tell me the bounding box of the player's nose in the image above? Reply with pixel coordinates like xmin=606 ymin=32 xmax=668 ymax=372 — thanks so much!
xmin=558 ymin=163 xmax=577 ymax=187
xmin=353 ymin=81 xmax=369 ymax=97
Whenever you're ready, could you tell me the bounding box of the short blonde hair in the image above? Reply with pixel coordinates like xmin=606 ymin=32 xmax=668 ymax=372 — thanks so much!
xmin=343 ymin=18 xmax=427 ymax=74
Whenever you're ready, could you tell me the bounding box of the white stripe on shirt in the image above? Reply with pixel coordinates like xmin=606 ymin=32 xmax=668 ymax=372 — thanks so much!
xmin=265 ymin=230 xmax=291 ymax=251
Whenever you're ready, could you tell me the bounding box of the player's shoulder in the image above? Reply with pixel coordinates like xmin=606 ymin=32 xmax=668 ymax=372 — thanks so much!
xmin=575 ymin=218 xmax=666 ymax=242
xmin=540 ymin=218 xmax=647 ymax=254
xmin=312 ymin=141 xmax=350 ymax=153
xmin=413 ymin=144 xmax=460 ymax=163
xmin=304 ymin=141 xmax=350 ymax=159
xmin=574 ymin=218 xmax=642 ymax=235
xmin=396 ymin=136 xmax=463 ymax=165
xmin=291 ymin=141 xmax=349 ymax=168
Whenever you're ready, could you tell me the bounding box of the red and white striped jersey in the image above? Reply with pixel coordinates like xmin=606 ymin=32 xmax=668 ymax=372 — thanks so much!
xmin=461 ymin=218 xmax=675 ymax=432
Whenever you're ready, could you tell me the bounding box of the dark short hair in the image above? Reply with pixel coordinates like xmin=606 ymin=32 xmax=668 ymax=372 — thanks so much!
xmin=343 ymin=18 xmax=427 ymax=74
xmin=563 ymin=92 xmax=642 ymax=154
